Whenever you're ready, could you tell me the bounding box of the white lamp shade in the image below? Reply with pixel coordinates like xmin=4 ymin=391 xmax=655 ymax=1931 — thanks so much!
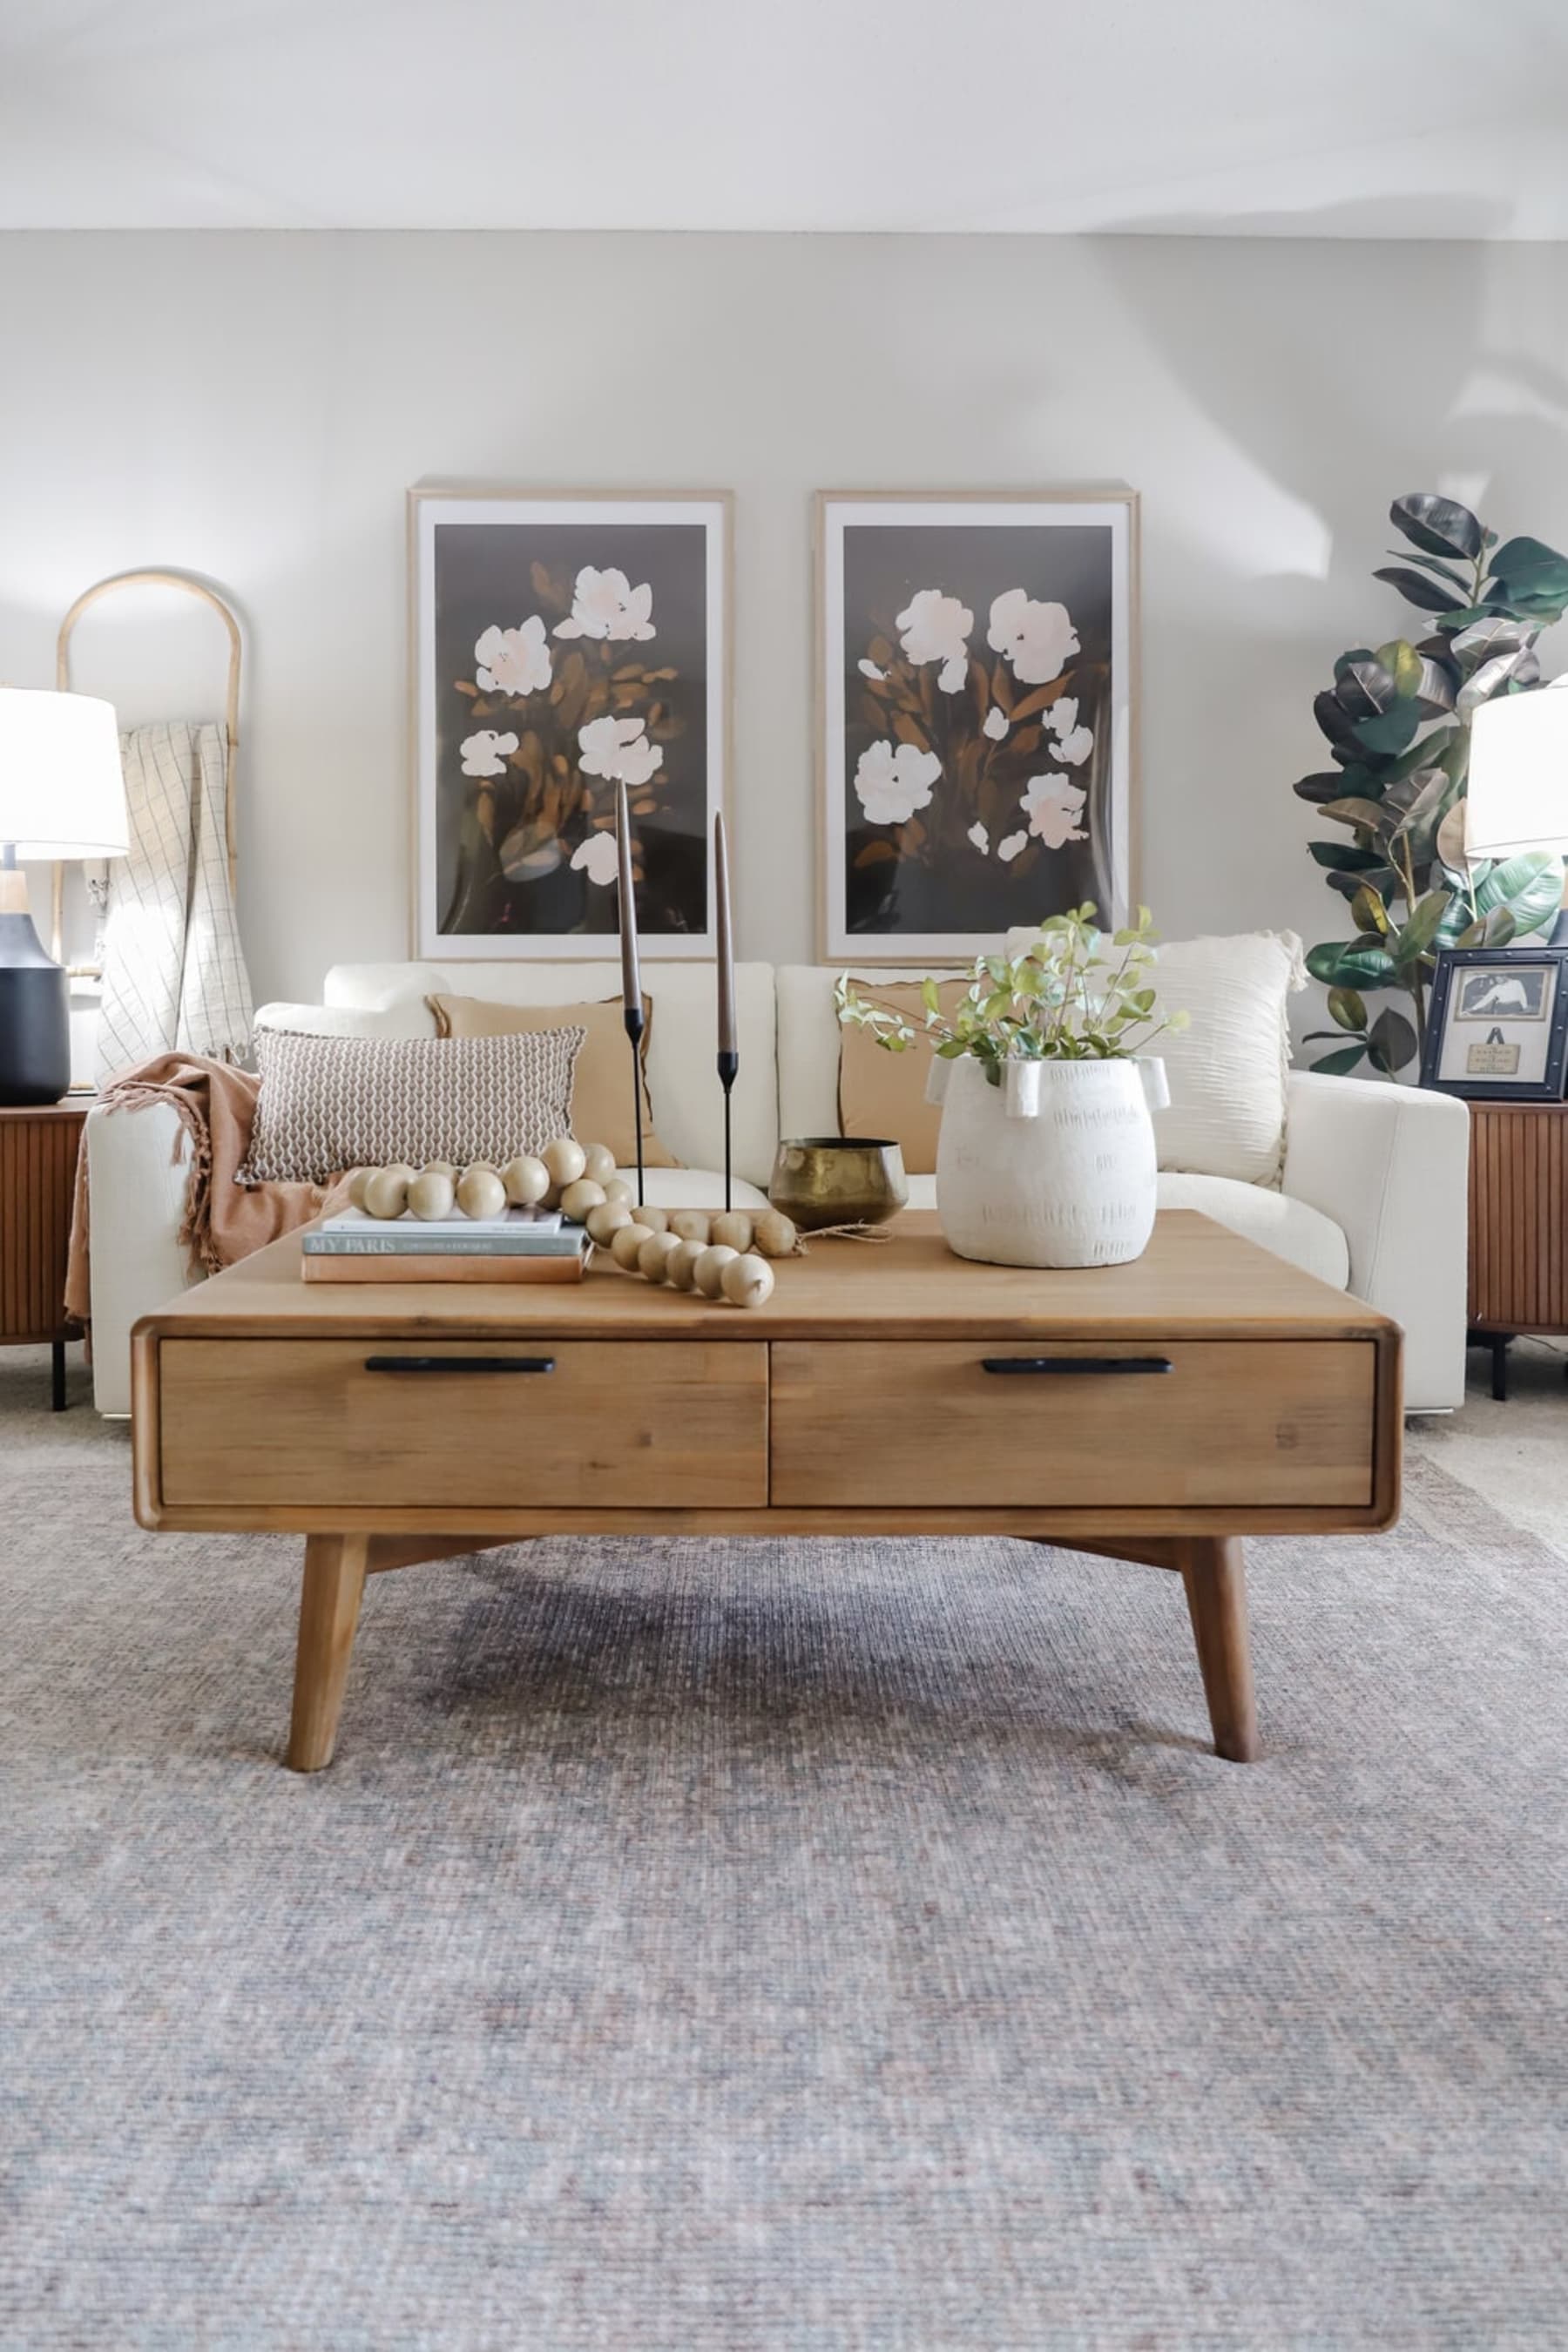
xmin=1464 ymin=683 xmax=1568 ymax=862
xmin=0 ymin=687 xmax=129 ymax=860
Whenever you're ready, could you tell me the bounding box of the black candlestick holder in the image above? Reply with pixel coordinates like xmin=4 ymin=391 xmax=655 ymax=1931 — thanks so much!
xmin=625 ymin=1003 xmax=646 ymax=1206
xmin=717 ymin=1048 xmax=738 ymax=1212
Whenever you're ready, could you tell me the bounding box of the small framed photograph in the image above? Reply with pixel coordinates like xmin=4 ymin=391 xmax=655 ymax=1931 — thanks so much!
xmin=1423 ymin=948 xmax=1568 ymax=1100
xmin=409 ymin=488 xmax=731 ymax=959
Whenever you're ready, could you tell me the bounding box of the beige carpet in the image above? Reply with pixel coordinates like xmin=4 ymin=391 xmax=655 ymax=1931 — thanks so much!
xmin=3 ymin=1344 xmax=1566 ymax=2348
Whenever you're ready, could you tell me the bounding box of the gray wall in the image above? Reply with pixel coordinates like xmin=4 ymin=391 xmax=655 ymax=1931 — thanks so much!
xmin=2 ymin=230 xmax=1565 ymax=1010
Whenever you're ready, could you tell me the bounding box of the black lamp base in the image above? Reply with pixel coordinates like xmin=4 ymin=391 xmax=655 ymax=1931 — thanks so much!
xmin=0 ymin=911 xmax=71 ymax=1106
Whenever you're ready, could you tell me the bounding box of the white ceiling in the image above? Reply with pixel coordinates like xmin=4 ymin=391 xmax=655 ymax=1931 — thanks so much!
xmin=3 ymin=0 xmax=1566 ymax=237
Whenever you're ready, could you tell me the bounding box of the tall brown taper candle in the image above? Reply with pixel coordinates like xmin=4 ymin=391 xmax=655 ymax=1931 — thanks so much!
xmin=714 ymin=810 xmax=736 ymax=1058
xmin=615 ymin=780 xmax=641 ymax=1014
xmin=615 ymin=780 xmax=645 ymax=1205
xmin=713 ymin=810 xmax=738 ymax=1208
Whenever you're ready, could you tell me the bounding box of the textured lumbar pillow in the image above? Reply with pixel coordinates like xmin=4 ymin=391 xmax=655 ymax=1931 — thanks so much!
xmin=238 ymin=1026 xmax=585 ymax=1186
xmin=1004 ymin=927 xmax=1304 ymax=1187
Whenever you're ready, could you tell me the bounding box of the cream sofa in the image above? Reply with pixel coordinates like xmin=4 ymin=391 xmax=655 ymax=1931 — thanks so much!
xmin=84 ymin=955 xmax=1470 ymax=1415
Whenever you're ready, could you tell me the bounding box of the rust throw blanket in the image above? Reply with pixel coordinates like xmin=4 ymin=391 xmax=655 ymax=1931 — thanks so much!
xmin=65 ymin=1053 xmax=344 ymax=1326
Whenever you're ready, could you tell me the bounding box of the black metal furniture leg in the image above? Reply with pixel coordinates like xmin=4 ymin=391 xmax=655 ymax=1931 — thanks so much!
xmin=51 ymin=1340 xmax=66 ymax=1411
xmin=1491 ymin=1335 xmax=1510 ymax=1404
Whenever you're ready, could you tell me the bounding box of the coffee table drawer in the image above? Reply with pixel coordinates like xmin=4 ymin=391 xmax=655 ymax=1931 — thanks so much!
xmin=159 ymin=1338 xmax=767 ymax=1510
xmin=771 ymin=1340 xmax=1376 ymax=1509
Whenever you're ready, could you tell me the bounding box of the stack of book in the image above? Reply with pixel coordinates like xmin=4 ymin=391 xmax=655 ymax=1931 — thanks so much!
xmin=301 ymin=1206 xmax=591 ymax=1284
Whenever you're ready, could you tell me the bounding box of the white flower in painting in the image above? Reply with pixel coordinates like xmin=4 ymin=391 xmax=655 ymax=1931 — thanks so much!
xmin=968 ymin=821 xmax=990 ymax=855
xmin=997 ymin=830 xmax=1028 ymax=863
xmin=474 ymin=618 xmax=551 ymax=696
xmin=578 ymin=714 xmax=664 ymax=787
xmin=570 ymin=832 xmax=620 ymax=887
xmin=896 ymin=589 xmax=973 ymax=693
xmin=459 ymin=728 xmax=519 ymax=778
xmin=1047 ymin=695 xmax=1078 ymax=738
xmin=987 ymin=590 xmax=1080 ymax=686
xmin=1051 ymin=724 xmax=1094 ymax=766
xmin=1020 ymin=774 xmax=1088 ymax=848
xmin=982 ymin=705 xmax=1009 ymax=742
xmin=854 ymin=739 xmax=940 ymax=827
xmin=858 ymin=659 xmax=887 ymax=681
xmin=554 ymin=566 xmax=656 ymax=642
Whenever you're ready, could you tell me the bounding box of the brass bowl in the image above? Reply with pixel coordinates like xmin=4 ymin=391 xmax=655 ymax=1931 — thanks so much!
xmin=767 ymin=1137 xmax=909 ymax=1232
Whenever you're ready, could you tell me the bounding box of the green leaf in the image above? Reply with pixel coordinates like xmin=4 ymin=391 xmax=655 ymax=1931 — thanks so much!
xmin=1372 ymin=565 xmax=1460 ymax=615
xmin=1456 ymin=908 xmax=1517 ymax=950
xmin=1308 ymin=840 xmax=1383 ymax=871
xmin=1389 ymin=493 xmax=1484 ymax=562
xmin=1474 ymin=852 xmax=1567 ymax=937
xmin=1353 ymin=701 xmax=1422 ymax=757
xmin=1314 ymin=690 xmax=1362 ymax=751
xmin=1334 ymin=654 xmax=1398 ymax=719
xmin=921 ymin=976 xmax=940 ymax=1017
xmin=1375 ymin=639 xmax=1425 ymax=700
xmin=1321 ymin=795 xmax=1393 ymax=835
xmin=1328 ymin=986 xmax=1368 ymax=1031
xmin=1456 ymin=649 xmax=1537 ymax=712
xmin=1305 ymin=939 xmax=1398 ymax=990
xmin=1489 ymin=535 xmax=1568 ymax=602
xmin=1382 ymin=550 xmax=1474 ymax=598
xmin=1351 ymin=885 xmax=1391 ymax=936
xmin=1294 ymin=770 xmax=1355 ymax=805
xmin=1311 ymin=1044 xmax=1369 ymax=1077
xmin=1323 ymin=864 xmax=1397 ymax=904
xmin=1367 ymin=1007 xmax=1419 ymax=1077
xmin=1449 ymin=615 xmax=1536 ymax=668
xmin=1390 ymin=887 xmax=1451 ymax=969
xmin=1388 ymin=768 xmax=1457 ymax=866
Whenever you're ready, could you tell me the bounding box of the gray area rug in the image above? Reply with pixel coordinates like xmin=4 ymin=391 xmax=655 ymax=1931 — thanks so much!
xmin=3 ymin=1354 xmax=1565 ymax=2349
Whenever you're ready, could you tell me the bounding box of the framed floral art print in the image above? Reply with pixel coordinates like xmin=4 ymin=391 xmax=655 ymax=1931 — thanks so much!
xmin=410 ymin=489 xmax=731 ymax=958
xmin=817 ymin=490 xmax=1138 ymax=959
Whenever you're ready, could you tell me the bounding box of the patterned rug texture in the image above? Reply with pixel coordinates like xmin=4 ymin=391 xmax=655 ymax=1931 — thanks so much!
xmin=2 ymin=1358 xmax=1565 ymax=2349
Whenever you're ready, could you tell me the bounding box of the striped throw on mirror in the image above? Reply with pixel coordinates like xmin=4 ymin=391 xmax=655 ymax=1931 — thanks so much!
xmin=95 ymin=721 xmax=254 ymax=1085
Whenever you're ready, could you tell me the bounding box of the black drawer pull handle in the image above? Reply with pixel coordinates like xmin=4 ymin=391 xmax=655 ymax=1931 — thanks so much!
xmin=981 ymin=1356 xmax=1173 ymax=1376
xmin=362 ymin=1355 xmax=556 ymax=1375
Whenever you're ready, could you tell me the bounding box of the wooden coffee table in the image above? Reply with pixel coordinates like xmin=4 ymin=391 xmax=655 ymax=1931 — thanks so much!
xmin=130 ymin=1212 xmax=1401 ymax=1772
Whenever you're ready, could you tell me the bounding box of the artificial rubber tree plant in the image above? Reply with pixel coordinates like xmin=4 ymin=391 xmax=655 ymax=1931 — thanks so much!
xmin=1297 ymin=494 xmax=1568 ymax=1079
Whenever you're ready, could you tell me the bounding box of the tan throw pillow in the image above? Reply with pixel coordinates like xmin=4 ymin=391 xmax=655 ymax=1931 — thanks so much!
xmin=238 ymin=1026 xmax=584 ymax=1185
xmin=428 ymin=994 xmax=678 ymax=1170
xmin=837 ymin=980 xmax=972 ymax=1175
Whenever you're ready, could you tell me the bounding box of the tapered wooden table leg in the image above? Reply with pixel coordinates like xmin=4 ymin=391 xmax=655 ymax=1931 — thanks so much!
xmin=1176 ymin=1538 xmax=1260 ymax=1762
xmin=286 ymin=1535 xmax=370 ymax=1772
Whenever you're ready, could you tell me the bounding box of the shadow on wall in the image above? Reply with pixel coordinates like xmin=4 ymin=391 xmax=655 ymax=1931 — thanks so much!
xmin=1085 ymin=201 xmax=1568 ymax=1051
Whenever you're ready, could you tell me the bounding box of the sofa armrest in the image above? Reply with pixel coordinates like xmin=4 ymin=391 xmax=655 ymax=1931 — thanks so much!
xmin=1283 ymin=1071 xmax=1470 ymax=1412
xmin=84 ymin=1100 xmax=201 ymax=1415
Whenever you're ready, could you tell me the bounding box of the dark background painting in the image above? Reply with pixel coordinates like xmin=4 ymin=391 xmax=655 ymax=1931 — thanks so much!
xmin=841 ymin=521 xmax=1119 ymax=940
xmin=433 ymin=519 xmax=711 ymax=942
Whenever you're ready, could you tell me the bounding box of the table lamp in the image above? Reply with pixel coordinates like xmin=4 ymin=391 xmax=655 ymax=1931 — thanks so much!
xmin=1464 ymin=680 xmax=1568 ymax=943
xmin=0 ymin=687 xmax=127 ymax=1105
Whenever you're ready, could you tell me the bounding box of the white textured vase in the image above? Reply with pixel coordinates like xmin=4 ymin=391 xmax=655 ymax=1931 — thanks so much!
xmin=931 ymin=1054 xmax=1166 ymax=1269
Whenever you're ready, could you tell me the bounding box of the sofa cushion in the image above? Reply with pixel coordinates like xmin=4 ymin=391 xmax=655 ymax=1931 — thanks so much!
xmin=899 ymin=1170 xmax=1348 ymax=1287
xmin=323 ymin=961 xmax=780 ymax=1188
xmin=1004 ymin=928 xmax=1305 ymax=1186
xmin=239 ymin=1025 xmax=584 ymax=1185
xmin=837 ymin=979 xmax=972 ymax=1173
xmin=428 ymin=993 xmax=677 ymax=1169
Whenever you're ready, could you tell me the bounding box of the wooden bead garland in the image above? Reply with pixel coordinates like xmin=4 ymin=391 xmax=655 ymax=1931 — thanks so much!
xmin=346 ymin=1147 xmax=797 ymax=1315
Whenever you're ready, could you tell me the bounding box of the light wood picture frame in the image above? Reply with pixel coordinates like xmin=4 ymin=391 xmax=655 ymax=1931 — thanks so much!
xmin=816 ymin=489 xmax=1139 ymax=962
xmin=409 ymin=488 xmax=732 ymax=960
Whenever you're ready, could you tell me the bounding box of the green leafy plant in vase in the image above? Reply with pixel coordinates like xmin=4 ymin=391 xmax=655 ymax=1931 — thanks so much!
xmin=836 ymin=907 xmax=1189 ymax=1270
xmin=1297 ymin=493 xmax=1568 ymax=1079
